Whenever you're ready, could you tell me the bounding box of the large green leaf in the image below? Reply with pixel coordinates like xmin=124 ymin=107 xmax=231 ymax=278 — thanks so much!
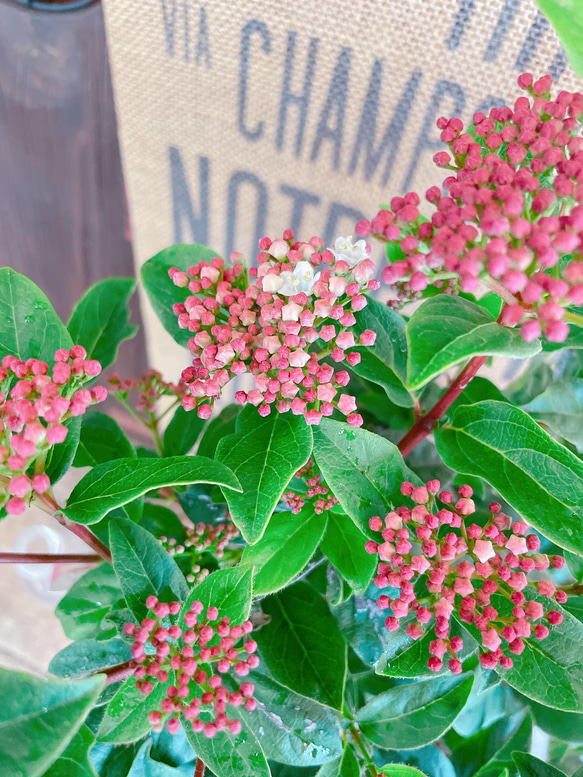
xmin=49 ymin=639 xmax=132 ymax=679
xmin=456 ymin=591 xmax=583 ymax=712
xmin=523 ymin=379 xmax=583 ymax=452
xmin=110 ymin=518 xmax=188 ymax=621
xmin=350 ymin=297 xmax=413 ymax=407
xmin=163 ymin=406 xmax=206 ymax=456
xmin=67 ymin=278 xmax=137 ymax=370
xmin=317 ymin=744 xmax=360 ymax=777
xmin=320 ymin=510 xmax=376 ymax=593
xmin=407 ymin=296 xmax=540 ymax=389
xmin=435 ymin=401 xmax=583 ymax=555
xmin=98 ymin=677 xmax=170 ymax=745
xmin=376 ymin=768 xmax=427 ymax=777
xmin=43 ymin=725 xmax=96 ymax=777
xmin=356 ymin=673 xmax=474 ymax=749
xmin=141 ymin=244 xmax=219 ymax=347
xmin=65 ymin=456 xmax=241 ymax=524
xmin=138 ymin=502 xmax=186 ymax=542
xmin=180 ymin=565 xmax=253 ymax=633
xmin=242 ymin=506 xmax=326 ymax=596
xmin=196 ymin=404 xmax=240 ymax=459
xmin=513 ymin=753 xmax=567 ymax=777
xmin=127 ymin=740 xmax=193 ymax=776
xmin=45 ymin=417 xmax=82 ymax=485
xmin=522 ymin=695 xmax=583 ymax=742
xmin=312 ymin=419 xmax=419 ymax=536
xmin=241 ymin=672 xmax=343 ymax=767
xmin=182 ymin=712 xmax=270 ymax=777
xmin=255 ymin=582 xmax=347 ymax=710
xmin=56 ymin=563 xmax=122 ymax=641
xmin=535 ymin=0 xmax=583 ymax=79
xmin=73 ymin=412 xmax=136 ymax=467
xmin=216 ymin=406 xmax=313 ymax=544
xmin=0 ymin=267 xmax=72 ymax=363
xmin=0 ymin=668 xmax=104 ymax=777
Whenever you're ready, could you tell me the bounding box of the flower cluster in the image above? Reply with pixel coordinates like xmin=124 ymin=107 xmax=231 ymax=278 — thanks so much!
xmin=124 ymin=595 xmax=258 ymax=737
xmin=0 ymin=348 xmax=107 ymax=515
xmin=161 ymin=520 xmax=240 ymax=584
xmin=365 ymin=480 xmax=566 ymax=673
xmin=170 ymin=232 xmax=381 ymax=427
xmin=358 ymin=74 xmax=583 ymax=342
xmin=107 ymin=370 xmax=186 ymax=414
xmin=283 ymin=458 xmax=339 ymax=514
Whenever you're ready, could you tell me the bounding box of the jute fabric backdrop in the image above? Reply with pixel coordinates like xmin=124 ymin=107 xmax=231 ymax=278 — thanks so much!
xmin=102 ymin=0 xmax=582 ymax=378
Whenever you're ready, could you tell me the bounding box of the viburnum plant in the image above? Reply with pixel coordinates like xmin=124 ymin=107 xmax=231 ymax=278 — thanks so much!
xmin=2 ymin=73 xmax=583 ymax=777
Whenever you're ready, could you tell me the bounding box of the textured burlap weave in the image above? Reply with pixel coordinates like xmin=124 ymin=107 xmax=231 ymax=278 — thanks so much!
xmin=102 ymin=0 xmax=582 ymax=378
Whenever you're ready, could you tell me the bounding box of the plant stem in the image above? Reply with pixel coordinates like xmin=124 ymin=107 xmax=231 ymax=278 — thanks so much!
xmin=195 ymin=758 xmax=206 ymax=777
xmin=349 ymin=724 xmax=378 ymax=777
xmin=102 ymin=660 xmax=135 ymax=686
xmin=564 ymin=310 xmax=583 ymax=328
xmin=0 ymin=552 xmax=100 ymax=564
xmin=397 ymin=355 xmax=488 ymax=457
xmin=35 ymin=493 xmax=112 ymax=564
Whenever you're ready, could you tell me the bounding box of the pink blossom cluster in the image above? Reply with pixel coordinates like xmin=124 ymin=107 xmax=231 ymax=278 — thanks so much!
xmin=169 ymin=231 xmax=381 ymax=427
xmin=107 ymin=369 xmax=186 ymax=414
xmin=357 ymin=74 xmax=583 ymax=343
xmin=0 ymin=348 xmax=107 ymax=516
xmin=161 ymin=520 xmax=240 ymax=584
xmin=365 ymin=480 xmax=567 ymax=673
xmin=124 ymin=595 xmax=258 ymax=738
xmin=283 ymin=457 xmax=339 ymax=515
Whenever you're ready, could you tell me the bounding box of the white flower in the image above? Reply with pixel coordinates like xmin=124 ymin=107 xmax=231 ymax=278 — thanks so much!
xmin=262 ymin=274 xmax=284 ymax=293
xmin=331 ymin=236 xmax=370 ymax=267
xmin=278 ymin=261 xmax=321 ymax=296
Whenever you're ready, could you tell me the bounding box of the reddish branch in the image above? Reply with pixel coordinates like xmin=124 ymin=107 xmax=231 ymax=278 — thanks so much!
xmin=0 ymin=552 xmax=100 ymax=564
xmin=36 ymin=492 xmax=112 ymax=564
xmin=398 ymin=355 xmax=488 ymax=457
xmin=103 ymin=660 xmax=134 ymax=686
xmin=195 ymin=758 xmax=206 ymax=777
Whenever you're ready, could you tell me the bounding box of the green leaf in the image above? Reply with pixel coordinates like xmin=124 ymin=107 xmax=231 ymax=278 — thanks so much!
xmin=98 ymin=677 xmax=170 ymax=744
xmin=317 ymin=744 xmax=359 ymax=777
xmin=73 ymin=412 xmax=136 ymax=468
xmin=565 ymin=550 xmax=583 ymax=585
xmin=535 ymin=0 xmax=583 ymax=80
xmin=312 ymin=419 xmax=419 ymax=537
xmin=67 ymin=278 xmax=137 ymax=370
xmin=163 ymin=406 xmax=206 ymax=456
xmin=456 ymin=591 xmax=583 ymax=712
xmin=377 ymin=768 xmax=428 ymax=777
xmin=435 ymin=400 xmax=583 ymax=555
xmin=196 ymin=404 xmax=240 ymax=459
xmin=65 ymin=456 xmax=241 ymax=525
xmin=44 ymin=725 xmax=96 ymax=777
xmin=141 ymin=244 xmax=219 ymax=347
xmin=49 ymin=639 xmax=131 ymax=679
xmin=320 ymin=510 xmax=376 ymax=593
xmin=241 ymin=672 xmax=343 ymax=767
xmin=55 ymin=563 xmax=122 ymax=641
xmin=448 ymin=376 xmax=508 ymax=415
xmin=523 ymin=378 xmax=583 ymax=452
xmin=127 ymin=740 xmax=192 ymax=776
xmin=45 ymin=417 xmax=82 ymax=484
xmin=526 ymin=696 xmax=583 ymax=742
xmin=255 ymin=581 xmax=347 ymax=710
xmin=181 ymin=565 xmax=253 ymax=626
xmin=513 ymin=753 xmax=567 ymax=777
xmin=242 ymin=506 xmax=326 ymax=596
xmin=350 ymin=297 xmax=413 ymax=408
xmin=182 ymin=713 xmax=270 ymax=777
xmin=0 ymin=668 xmax=104 ymax=777
xmin=357 ymin=673 xmax=474 ymax=749
xmin=447 ymin=711 xmax=532 ymax=777
xmin=407 ymin=296 xmax=540 ymax=390
xmin=110 ymin=518 xmax=188 ymax=621
xmin=0 ymin=267 xmax=72 ymax=363
xmin=139 ymin=503 xmax=186 ymax=542
xmin=216 ymin=406 xmax=313 ymax=544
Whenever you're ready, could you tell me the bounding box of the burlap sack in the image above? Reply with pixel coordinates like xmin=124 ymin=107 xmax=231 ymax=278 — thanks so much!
xmin=102 ymin=0 xmax=583 ymax=379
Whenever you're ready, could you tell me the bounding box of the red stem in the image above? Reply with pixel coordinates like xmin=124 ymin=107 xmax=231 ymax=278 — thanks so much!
xmin=36 ymin=493 xmax=112 ymax=564
xmin=0 ymin=552 xmax=100 ymax=564
xmin=195 ymin=758 xmax=206 ymax=777
xmin=397 ymin=355 xmax=488 ymax=457
xmin=103 ymin=660 xmax=134 ymax=686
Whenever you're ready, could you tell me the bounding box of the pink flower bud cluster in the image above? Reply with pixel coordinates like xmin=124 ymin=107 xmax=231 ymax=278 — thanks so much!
xmin=123 ymin=595 xmax=258 ymax=738
xmin=365 ymin=479 xmax=567 ymax=674
xmin=357 ymin=74 xmax=583 ymax=343
xmin=283 ymin=457 xmax=339 ymax=515
xmin=161 ymin=520 xmax=240 ymax=584
xmin=0 ymin=348 xmax=107 ymax=516
xmin=170 ymin=231 xmax=381 ymax=427
xmin=107 ymin=369 xmax=186 ymax=414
